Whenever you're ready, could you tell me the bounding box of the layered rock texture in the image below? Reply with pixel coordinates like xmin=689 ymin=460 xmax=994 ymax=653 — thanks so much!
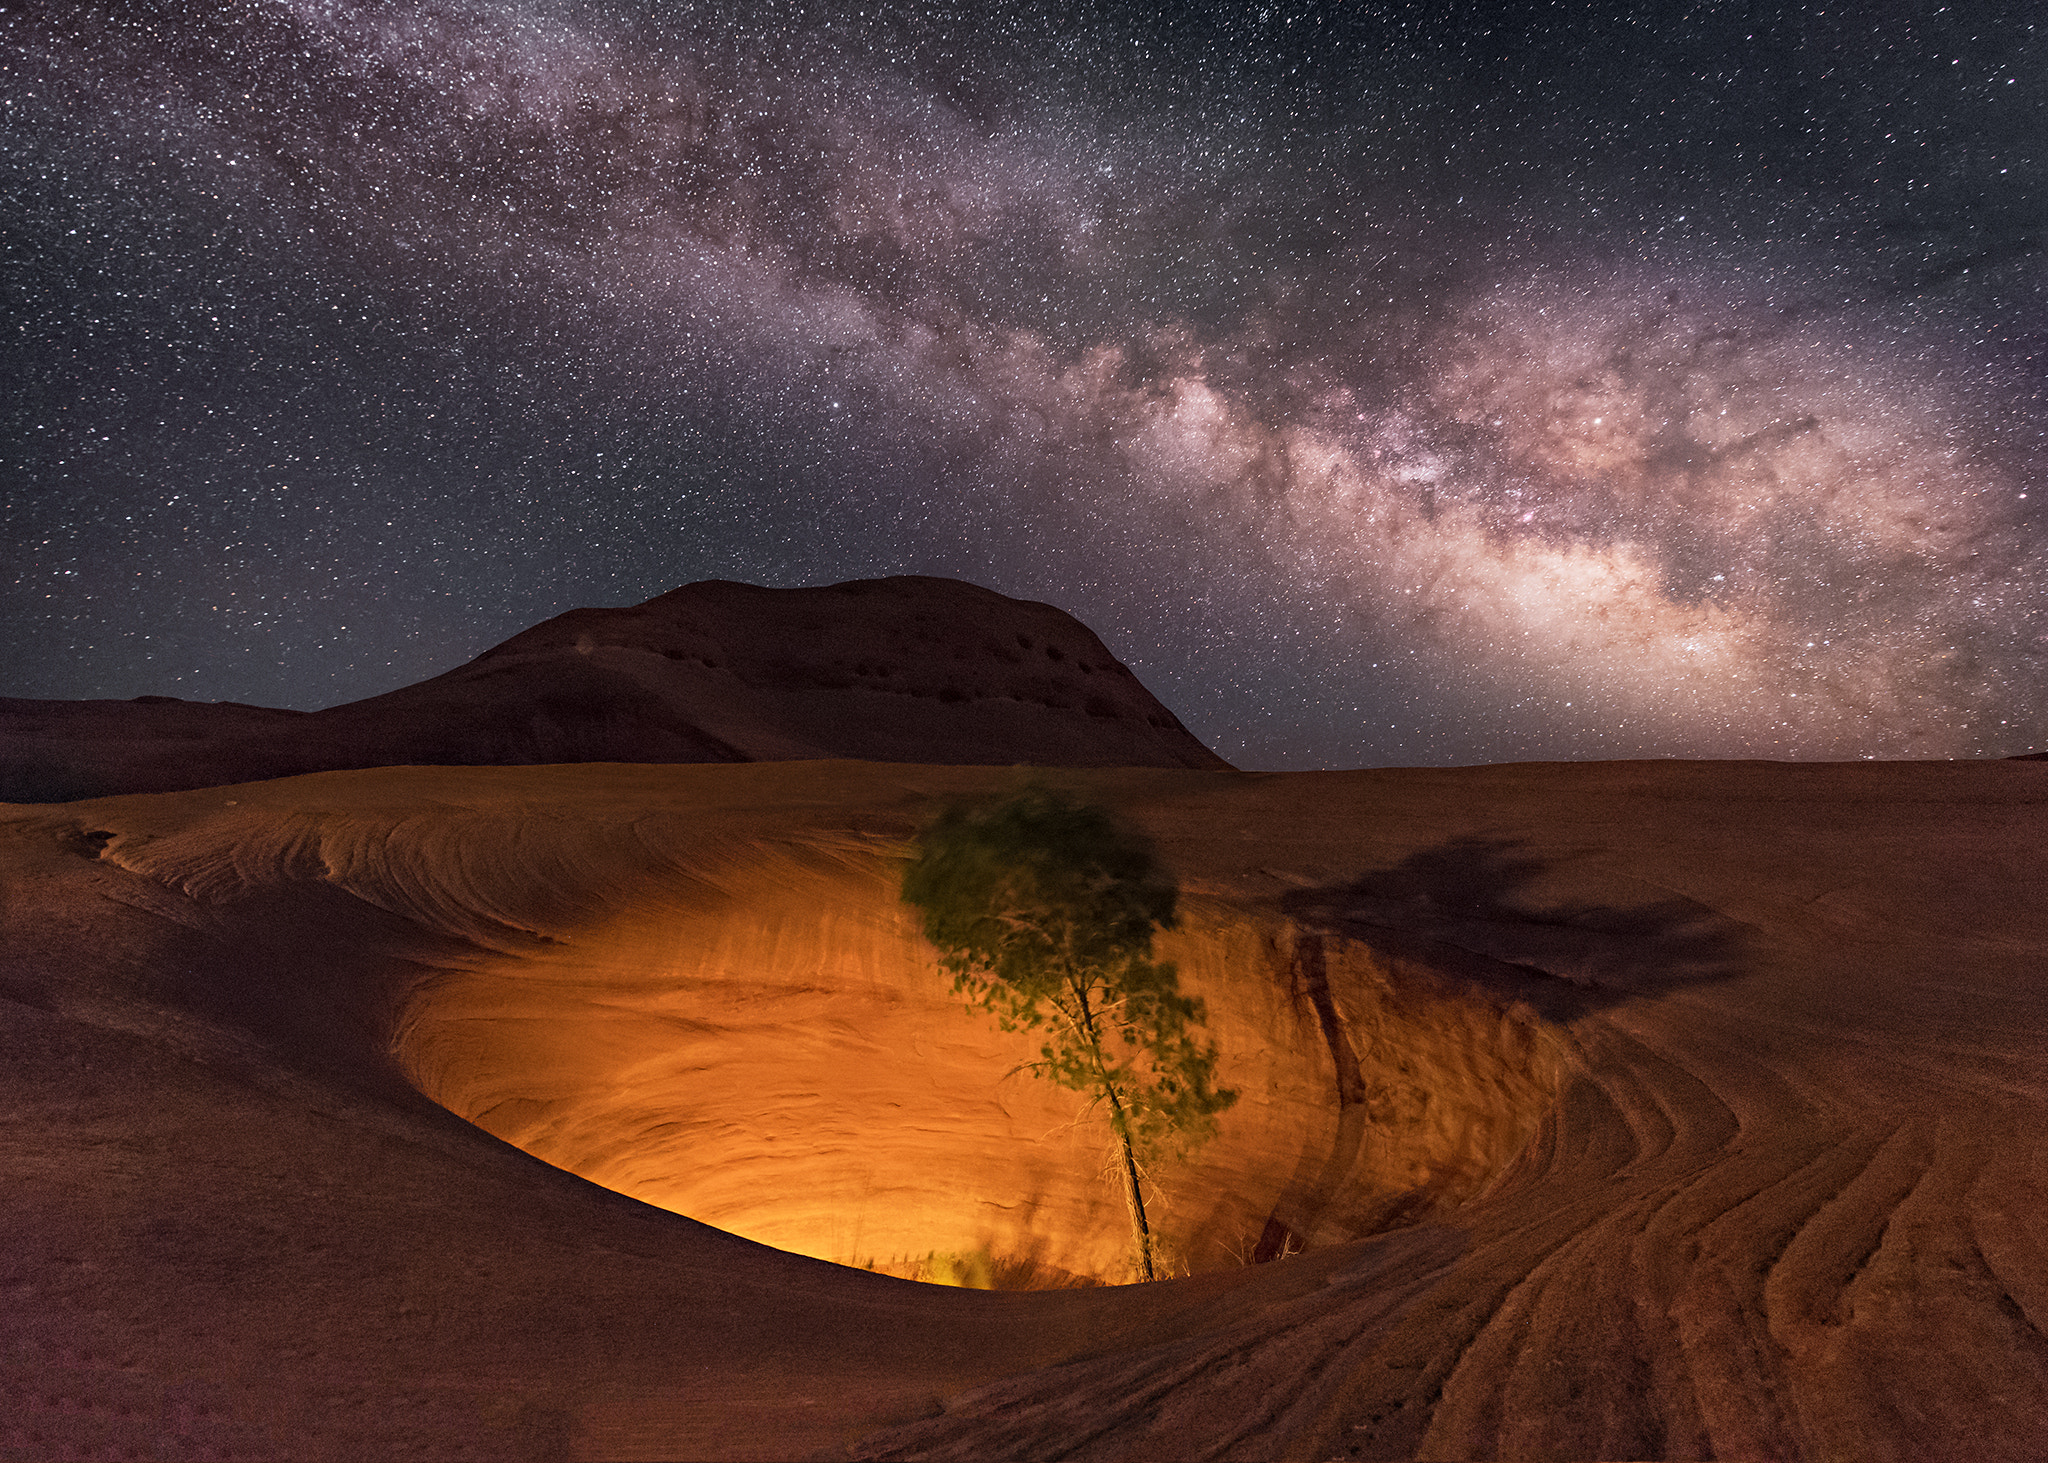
xmin=5 ymin=757 xmax=2045 ymax=1460
xmin=0 ymin=577 xmax=1228 ymax=801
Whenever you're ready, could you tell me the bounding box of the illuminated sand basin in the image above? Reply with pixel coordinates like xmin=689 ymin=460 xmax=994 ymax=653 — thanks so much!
xmin=396 ymin=787 xmax=1566 ymax=1286
xmin=5 ymin=759 xmax=2046 ymax=1458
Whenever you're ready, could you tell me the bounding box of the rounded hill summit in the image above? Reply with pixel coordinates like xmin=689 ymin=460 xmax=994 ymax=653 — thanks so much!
xmin=0 ymin=577 xmax=1228 ymax=800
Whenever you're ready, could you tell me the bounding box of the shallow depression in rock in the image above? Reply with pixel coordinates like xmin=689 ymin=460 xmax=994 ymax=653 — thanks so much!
xmin=391 ymin=812 xmax=1574 ymax=1288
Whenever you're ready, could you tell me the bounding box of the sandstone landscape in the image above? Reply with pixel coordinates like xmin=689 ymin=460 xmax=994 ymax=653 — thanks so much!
xmin=4 ymin=582 xmax=2045 ymax=1460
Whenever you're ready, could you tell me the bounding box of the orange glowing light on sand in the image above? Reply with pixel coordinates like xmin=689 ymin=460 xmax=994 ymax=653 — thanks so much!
xmin=394 ymin=817 xmax=1568 ymax=1289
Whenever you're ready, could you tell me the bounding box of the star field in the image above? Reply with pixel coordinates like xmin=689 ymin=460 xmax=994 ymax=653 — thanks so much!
xmin=5 ymin=1 xmax=2044 ymax=766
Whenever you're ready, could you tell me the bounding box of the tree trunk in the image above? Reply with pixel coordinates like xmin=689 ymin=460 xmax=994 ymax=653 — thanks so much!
xmin=1104 ymin=1087 xmax=1155 ymax=1281
xmin=1073 ymin=975 xmax=1154 ymax=1281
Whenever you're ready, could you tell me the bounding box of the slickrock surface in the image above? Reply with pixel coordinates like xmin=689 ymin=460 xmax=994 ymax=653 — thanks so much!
xmin=3 ymin=757 xmax=2045 ymax=1460
xmin=0 ymin=578 xmax=1228 ymax=802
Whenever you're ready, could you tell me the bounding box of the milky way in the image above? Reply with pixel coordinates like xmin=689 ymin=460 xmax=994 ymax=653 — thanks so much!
xmin=6 ymin=1 xmax=2044 ymax=765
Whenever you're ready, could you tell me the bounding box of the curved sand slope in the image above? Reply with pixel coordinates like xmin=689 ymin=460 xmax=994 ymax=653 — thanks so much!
xmin=3 ymin=759 xmax=2046 ymax=1459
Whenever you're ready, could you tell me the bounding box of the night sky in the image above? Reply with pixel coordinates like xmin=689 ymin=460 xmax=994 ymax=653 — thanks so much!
xmin=5 ymin=1 xmax=2043 ymax=768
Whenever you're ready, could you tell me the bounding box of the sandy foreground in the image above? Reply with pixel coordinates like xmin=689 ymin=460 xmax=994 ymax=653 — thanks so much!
xmin=3 ymin=757 xmax=2045 ymax=1460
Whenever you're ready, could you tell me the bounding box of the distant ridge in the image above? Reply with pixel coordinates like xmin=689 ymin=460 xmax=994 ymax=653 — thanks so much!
xmin=0 ymin=577 xmax=1231 ymax=801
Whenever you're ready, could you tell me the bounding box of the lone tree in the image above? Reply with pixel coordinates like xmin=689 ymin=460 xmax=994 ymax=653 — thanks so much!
xmin=901 ymin=785 xmax=1236 ymax=1282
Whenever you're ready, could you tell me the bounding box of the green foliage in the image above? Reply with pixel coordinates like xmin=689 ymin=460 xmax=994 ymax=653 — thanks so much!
xmin=901 ymin=785 xmax=1238 ymax=1250
xmin=913 ymin=1249 xmax=997 ymax=1289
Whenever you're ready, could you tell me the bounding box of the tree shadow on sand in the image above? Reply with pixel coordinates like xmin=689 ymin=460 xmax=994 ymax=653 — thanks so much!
xmin=1279 ymin=836 xmax=1750 ymax=1022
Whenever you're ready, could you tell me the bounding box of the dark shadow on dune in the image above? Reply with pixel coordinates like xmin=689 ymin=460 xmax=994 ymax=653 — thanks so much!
xmin=1280 ymin=836 xmax=1749 ymax=1021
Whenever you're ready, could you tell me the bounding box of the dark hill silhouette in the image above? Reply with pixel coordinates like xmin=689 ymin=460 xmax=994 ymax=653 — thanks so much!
xmin=0 ymin=577 xmax=1229 ymax=800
